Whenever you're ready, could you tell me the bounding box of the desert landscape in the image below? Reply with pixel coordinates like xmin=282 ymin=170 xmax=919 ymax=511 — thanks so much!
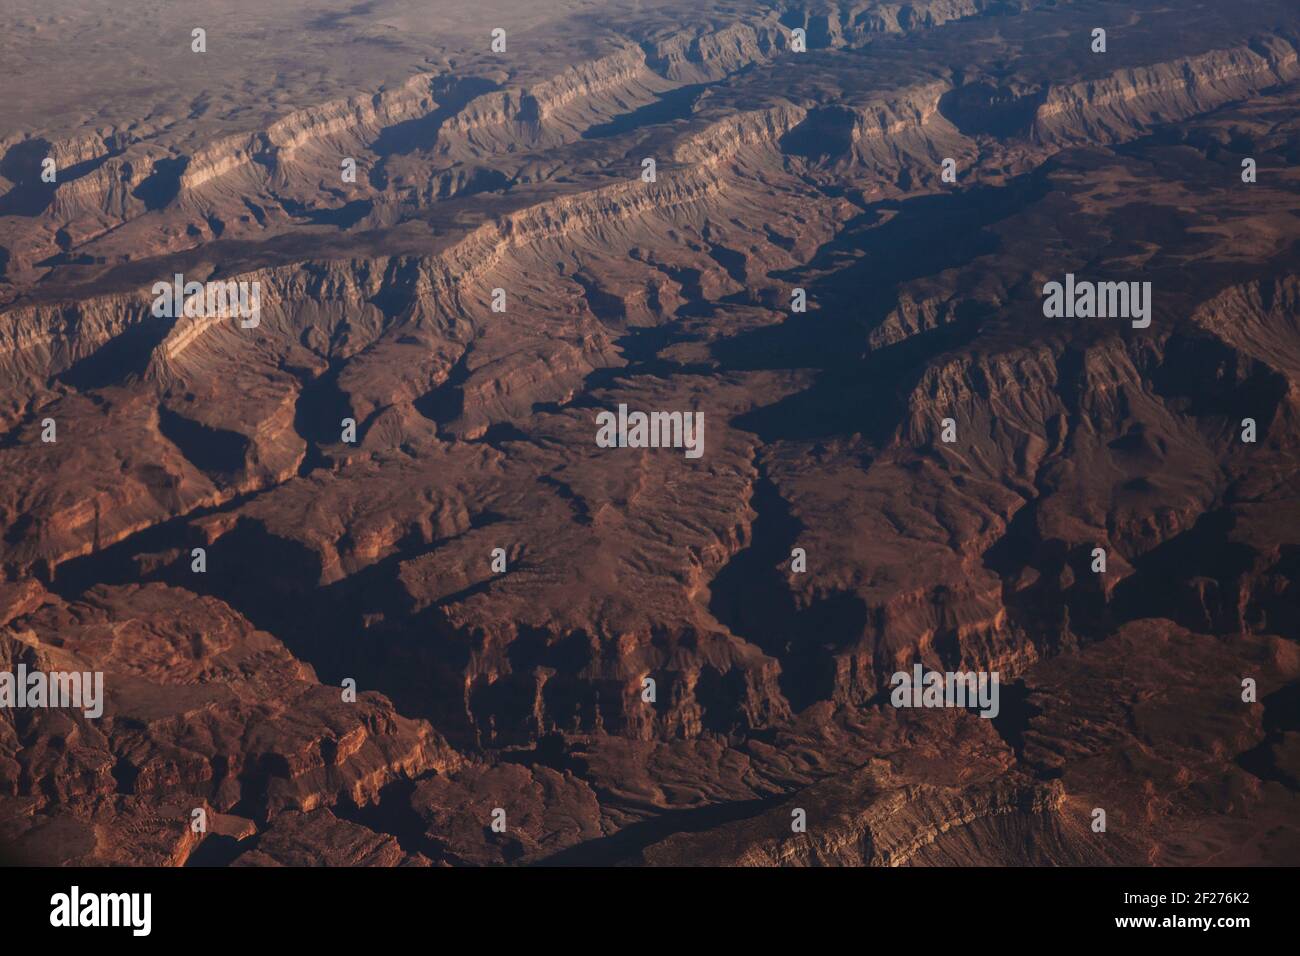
xmin=1 ymin=0 xmax=1298 ymax=868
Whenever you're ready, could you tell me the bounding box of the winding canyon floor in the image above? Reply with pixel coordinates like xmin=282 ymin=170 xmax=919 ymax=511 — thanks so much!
xmin=1 ymin=0 xmax=1299 ymax=866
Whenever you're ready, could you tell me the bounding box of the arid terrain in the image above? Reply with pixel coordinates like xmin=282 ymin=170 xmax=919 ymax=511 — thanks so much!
xmin=1 ymin=0 xmax=1298 ymax=866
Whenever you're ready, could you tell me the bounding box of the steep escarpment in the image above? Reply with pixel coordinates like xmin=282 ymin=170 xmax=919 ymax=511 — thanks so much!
xmin=1032 ymin=37 xmax=1300 ymax=145
xmin=637 ymin=764 xmax=1114 ymax=866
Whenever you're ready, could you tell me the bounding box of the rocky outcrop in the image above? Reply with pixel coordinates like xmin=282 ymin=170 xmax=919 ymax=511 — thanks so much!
xmin=1033 ymin=38 xmax=1300 ymax=145
xmin=637 ymin=764 xmax=1109 ymax=866
xmin=0 ymin=583 xmax=460 ymax=865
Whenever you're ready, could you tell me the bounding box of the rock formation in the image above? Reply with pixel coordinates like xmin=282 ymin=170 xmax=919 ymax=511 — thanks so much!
xmin=0 ymin=0 xmax=1297 ymax=867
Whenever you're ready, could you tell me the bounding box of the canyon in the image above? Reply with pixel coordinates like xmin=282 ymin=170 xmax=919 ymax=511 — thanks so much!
xmin=0 ymin=0 xmax=1297 ymax=867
